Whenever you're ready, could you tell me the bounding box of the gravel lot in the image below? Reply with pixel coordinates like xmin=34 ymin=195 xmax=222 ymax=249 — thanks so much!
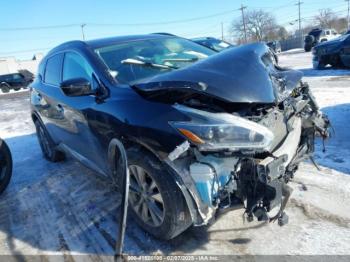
xmin=0 ymin=50 xmax=349 ymax=259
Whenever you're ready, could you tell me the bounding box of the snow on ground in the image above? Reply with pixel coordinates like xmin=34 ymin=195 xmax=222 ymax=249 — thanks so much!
xmin=0 ymin=51 xmax=350 ymax=259
xmin=0 ymin=88 xmax=28 ymax=97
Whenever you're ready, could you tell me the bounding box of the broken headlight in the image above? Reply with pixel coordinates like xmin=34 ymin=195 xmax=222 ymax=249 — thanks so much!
xmin=170 ymin=104 xmax=274 ymax=151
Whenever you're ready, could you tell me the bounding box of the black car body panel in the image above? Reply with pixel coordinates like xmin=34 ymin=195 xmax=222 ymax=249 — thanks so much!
xmin=30 ymin=34 xmax=330 ymax=238
xmin=135 ymin=43 xmax=302 ymax=104
xmin=312 ymin=34 xmax=350 ymax=68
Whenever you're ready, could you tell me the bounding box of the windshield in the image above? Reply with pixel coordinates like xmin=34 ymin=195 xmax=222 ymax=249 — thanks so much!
xmin=94 ymin=37 xmax=215 ymax=84
xmin=194 ymin=38 xmax=231 ymax=52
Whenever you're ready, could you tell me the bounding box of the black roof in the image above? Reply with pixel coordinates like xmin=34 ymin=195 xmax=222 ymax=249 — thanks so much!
xmin=86 ymin=34 xmax=172 ymax=48
xmin=46 ymin=34 xmax=174 ymax=57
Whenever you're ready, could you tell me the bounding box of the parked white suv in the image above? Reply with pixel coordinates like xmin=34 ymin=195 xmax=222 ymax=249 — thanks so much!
xmin=304 ymin=28 xmax=341 ymax=52
xmin=321 ymin=29 xmax=341 ymax=41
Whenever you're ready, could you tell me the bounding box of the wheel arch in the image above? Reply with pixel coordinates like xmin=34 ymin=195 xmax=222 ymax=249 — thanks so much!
xmin=0 ymin=82 xmax=10 ymax=87
xmin=107 ymin=137 xmax=199 ymax=225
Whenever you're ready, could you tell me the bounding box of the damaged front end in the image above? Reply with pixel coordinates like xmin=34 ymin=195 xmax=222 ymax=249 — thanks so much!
xmin=135 ymin=43 xmax=331 ymax=226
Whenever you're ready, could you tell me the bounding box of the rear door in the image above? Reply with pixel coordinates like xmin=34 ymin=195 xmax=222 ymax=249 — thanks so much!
xmin=32 ymin=53 xmax=65 ymax=143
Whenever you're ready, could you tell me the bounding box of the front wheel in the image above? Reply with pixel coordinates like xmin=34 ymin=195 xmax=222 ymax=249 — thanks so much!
xmin=0 ymin=138 xmax=12 ymax=194
xmin=124 ymin=147 xmax=192 ymax=240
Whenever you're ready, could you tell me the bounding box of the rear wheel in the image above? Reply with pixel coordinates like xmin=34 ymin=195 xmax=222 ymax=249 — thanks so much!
xmin=123 ymin=147 xmax=192 ymax=240
xmin=34 ymin=120 xmax=65 ymax=162
xmin=0 ymin=83 xmax=10 ymax=93
xmin=0 ymin=139 xmax=12 ymax=194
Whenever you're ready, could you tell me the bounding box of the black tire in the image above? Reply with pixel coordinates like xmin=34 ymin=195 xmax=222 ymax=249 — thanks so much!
xmin=123 ymin=147 xmax=192 ymax=240
xmin=0 ymin=84 xmax=10 ymax=93
xmin=304 ymin=35 xmax=314 ymax=52
xmin=316 ymin=61 xmax=326 ymax=70
xmin=304 ymin=45 xmax=312 ymax=52
xmin=0 ymin=139 xmax=12 ymax=194
xmin=34 ymin=120 xmax=65 ymax=162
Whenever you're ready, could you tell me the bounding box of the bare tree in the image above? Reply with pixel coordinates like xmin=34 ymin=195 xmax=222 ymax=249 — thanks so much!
xmin=314 ymin=9 xmax=337 ymax=28
xmin=231 ymin=9 xmax=279 ymax=42
xmin=333 ymin=17 xmax=348 ymax=33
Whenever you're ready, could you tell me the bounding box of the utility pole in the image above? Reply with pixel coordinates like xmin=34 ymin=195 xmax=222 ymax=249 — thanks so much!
xmin=296 ymin=0 xmax=303 ymax=48
xmin=221 ymin=22 xmax=224 ymax=40
xmin=81 ymin=23 xmax=86 ymax=40
xmin=346 ymin=0 xmax=350 ymax=30
xmin=239 ymin=4 xmax=247 ymax=43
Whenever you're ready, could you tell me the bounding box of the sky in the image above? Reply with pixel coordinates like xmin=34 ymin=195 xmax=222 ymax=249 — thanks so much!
xmin=0 ymin=0 xmax=348 ymax=59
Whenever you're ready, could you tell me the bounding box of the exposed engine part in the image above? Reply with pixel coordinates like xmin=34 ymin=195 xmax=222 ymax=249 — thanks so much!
xmin=168 ymin=140 xmax=190 ymax=161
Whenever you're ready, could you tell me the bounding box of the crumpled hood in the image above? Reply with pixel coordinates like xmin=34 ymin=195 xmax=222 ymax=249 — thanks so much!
xmin=134 ymin=43 xmax=303 ymax=104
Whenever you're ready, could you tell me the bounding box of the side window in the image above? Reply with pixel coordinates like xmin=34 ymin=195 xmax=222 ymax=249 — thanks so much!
xmin=44 ymin=54 xmax=63 ymax=86
xmin=63 ymin=52 xmax=93 ymax=83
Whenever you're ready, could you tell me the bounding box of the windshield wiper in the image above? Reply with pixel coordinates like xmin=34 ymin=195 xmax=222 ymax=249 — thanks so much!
xmin=121 ymin=58 xmax=177 ymax=70
xmin=162 ymin=57 xmax=199 ymax=62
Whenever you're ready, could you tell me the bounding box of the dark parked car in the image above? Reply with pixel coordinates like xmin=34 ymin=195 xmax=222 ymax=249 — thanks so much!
xmin=304 ymin=28 xmax=340 ymax=52
xmin=312 ymin=34 xmax=350 ymax=69
xmin=30 ymin=34 xmax=330 ymax=240
xmin=191 ymin=37 xmax=233 ymax=52
xmin=0 ymin=138 xmax=12 ymax=194
xmin=266 ymin=41 xmax=281 ymax=53
xmin=0 ymin=72 xmax=32 ymax=93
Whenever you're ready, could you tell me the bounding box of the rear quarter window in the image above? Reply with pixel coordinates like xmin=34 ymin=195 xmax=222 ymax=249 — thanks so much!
xmin=44 ymin=53 xmax=63 ymax=86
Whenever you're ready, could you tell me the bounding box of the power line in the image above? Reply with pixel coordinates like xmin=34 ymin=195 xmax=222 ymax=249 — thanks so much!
xmin=296 ymin=0 xmax=303 ymax=47
xmin=239 ymin=4 xmax=248 ymax=43
xmin=346 ymin=0 xmax=350 ymax=29
xmin=0 ymin=24 xmax=80 ymax=31
xmin=0 ymin=9 xmax=239 ymax=32
xmin=0 ymin=47 xmax=51 ymax=56
xmin=85 ymin=9 xmax=239 ymax=27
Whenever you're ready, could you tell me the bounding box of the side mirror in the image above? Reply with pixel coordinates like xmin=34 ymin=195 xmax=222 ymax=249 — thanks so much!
xmin=60 ymin=78 xmax=93 ymax=96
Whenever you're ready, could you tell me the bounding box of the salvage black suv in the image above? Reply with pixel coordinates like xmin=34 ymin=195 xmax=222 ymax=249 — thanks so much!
xmin=30 ymin=34 xmax=330 ymax=240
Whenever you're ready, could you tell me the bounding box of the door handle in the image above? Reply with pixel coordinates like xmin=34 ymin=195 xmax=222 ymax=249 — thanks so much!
xmin=56 ymin=104 xmax=64 ymax=114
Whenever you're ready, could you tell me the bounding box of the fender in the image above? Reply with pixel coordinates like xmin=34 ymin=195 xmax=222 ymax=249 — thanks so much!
xmin=107 ymin=137 xmax=201 ymax=224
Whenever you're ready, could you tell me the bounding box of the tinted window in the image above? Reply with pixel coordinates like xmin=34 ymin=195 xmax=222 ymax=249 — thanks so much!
xmin=12 ymin=74 xmax=23 ymax=80
xmin=95 ymin=37 xmax=215 ymax=84
xmin=63 ymin=52 xmax=93 ymax=82
xmin=44 ymin=54 xmax=63 ymax=86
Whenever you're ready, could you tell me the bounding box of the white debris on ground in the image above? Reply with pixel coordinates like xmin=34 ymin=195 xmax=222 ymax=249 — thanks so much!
xmin=0 ymin=50 xmax=349 ymax=258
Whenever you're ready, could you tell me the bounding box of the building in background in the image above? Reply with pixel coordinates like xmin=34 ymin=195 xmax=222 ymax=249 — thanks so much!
xmin=0 ymin=53 xmax=43 ymax=75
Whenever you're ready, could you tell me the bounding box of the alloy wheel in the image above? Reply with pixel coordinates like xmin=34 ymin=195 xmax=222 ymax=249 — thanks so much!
xmin=128 ymin=164 xmax=165 ymax=227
